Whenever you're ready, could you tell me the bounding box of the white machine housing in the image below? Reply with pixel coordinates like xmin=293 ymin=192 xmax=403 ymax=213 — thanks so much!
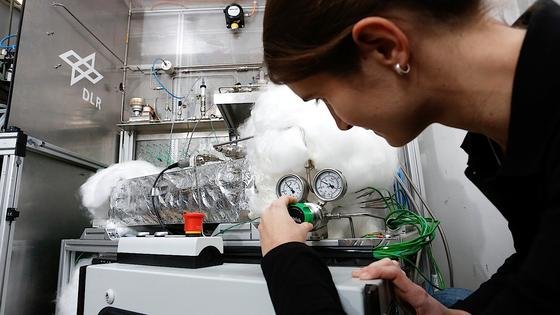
xmin=80 ymin=263 xmax=392 ymax=315
xmin=117 ymin=236 xmax=224 ymax=257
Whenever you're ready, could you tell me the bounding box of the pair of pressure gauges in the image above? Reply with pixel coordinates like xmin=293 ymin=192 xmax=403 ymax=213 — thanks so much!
xmin=276 ymin=169 xmax=348 ymax=203
xmin=276 ymin=169 xmax=348 ymax=229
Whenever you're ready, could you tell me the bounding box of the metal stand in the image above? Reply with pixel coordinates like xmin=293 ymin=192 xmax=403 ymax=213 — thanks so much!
xmin=0 ymin=130 xmax=26 ymax=314
xmin=56 ymin=238 xmax=118 ymax=307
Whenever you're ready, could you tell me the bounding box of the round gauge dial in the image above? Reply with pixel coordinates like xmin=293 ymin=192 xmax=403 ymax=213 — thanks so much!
xmin=227 ymin=5 xmax=241 ymax=17
xmin=312 ymin=169 xmax=348 ymax=202
xmin=276 ymin=174 xmax=309 ymax=202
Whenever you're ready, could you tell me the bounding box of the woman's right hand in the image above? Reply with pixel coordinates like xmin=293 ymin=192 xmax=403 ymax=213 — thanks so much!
xmin=352 ymin=258 xmax=469 ymax=315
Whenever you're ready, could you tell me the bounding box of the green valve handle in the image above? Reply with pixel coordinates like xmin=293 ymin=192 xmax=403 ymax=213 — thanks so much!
xmin=288 ymin=203 xmax=315 ymax=225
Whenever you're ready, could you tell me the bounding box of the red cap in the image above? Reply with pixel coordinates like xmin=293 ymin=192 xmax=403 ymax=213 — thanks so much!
xmin=183 ymin=212 xmax=205 ymax=235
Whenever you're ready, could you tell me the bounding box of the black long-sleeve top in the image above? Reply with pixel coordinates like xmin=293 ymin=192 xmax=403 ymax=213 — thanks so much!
xmin=261 ymin=1 xmax=560 ymax=314
xmin=452 ymin=0 xmax=560 ymax=313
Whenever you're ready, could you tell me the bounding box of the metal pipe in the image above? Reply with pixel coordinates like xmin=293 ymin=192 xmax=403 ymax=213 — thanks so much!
xmin=130 ymin=5 xmax=265 ymax=15
xmin=414 ymin=249 xmax=422 ymax=284
xmin=328 ymin=212 xmax=387 ymax=221
xmin=173 ymin=73 xmax=237 ymax=79
xmin=51 ymin=2 xmax=125 ymax=64
xmin=120 ymin=1 xmax=133 ymax=123
xmin=397 ymin=164 xmax=455 ymax=287
xmin=180 ymin=65 xmax=262 ymax=73
xmin=305 ymin=160 xmax=315 ymax=194
xmin=26 ymin=137 xmax=107 ymax=170
xmin=212 ymin=136 xmax=254 ymax=148
xmin=218 ymin=84 xmax=262 ymax=93
xmin=327 ymin=212 xmax=387 ymax=239
xmin=6 ymin=0 xmax=14 ymax=46
xmin=347 ymin=217 xmax=356 ymax=238
xmin=125 ymin=63 xmax=263 ymax=74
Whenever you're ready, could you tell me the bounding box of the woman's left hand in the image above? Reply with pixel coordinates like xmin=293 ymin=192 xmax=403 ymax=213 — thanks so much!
xmin=258 ymin=196 xmax=314 ymax=256
xmin=353 ymin=259 xmax=469 ymax=315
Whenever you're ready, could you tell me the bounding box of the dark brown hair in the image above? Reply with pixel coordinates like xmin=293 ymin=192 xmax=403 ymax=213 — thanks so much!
xmin=263 ymin=0 xmax=482 ymax=84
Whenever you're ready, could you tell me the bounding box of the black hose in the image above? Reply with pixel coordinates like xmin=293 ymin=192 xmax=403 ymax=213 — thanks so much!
xmin=151 ymin=162 xmax=179 ymax=233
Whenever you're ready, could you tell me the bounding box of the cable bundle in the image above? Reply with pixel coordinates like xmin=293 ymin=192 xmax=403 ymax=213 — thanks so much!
xmin=364 ymin=187 xmax=446 ymax=289
xmin=375 ymin=210 xmax=438 ymax=259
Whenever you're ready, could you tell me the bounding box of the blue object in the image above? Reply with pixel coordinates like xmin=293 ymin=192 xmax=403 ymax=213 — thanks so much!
xmin=151 ymin=58 xmax=184 ymax=100
xmin=432 ymin=288 xmax=473 ymax=307
xmin=0 ymin=34 xmax=17 ymax=51
xmin=394 ymin=168 xmax=411 ymax=209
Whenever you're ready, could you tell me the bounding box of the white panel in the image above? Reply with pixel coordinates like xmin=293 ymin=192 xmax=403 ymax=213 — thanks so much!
xmin=117 ymin=237 xmax=224 ymax=256
xmin=84 ymin=263 xmax=387 ymax=315
xmin=418 ymin=125 xmax=515 ymax=290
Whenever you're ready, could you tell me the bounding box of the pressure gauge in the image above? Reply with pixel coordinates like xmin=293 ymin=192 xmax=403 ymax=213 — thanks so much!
xmin=227 ymin=5 xmax=241 ymax=17
xmin=224 ymin=3 xmax=245 ymax=30
xmin=276 ymin=174 xmax=309 ymax=202
xmin=312 ymin=169 xmax=348 ymax=202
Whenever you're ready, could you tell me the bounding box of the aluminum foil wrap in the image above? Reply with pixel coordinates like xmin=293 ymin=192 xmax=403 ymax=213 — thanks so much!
xmin=109 ymin=158 xmax=252 ymax=226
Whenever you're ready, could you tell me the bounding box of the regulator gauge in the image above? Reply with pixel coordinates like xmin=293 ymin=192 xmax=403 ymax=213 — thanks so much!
xmin=224 ymin=3 xmax=245 ymax=30
xmin=312 ymin=169 xmax=347 ymax=202
xmin=276 ymin=174 xmax=309 ymax=202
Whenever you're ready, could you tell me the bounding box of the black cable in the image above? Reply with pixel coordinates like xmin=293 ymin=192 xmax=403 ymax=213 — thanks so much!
xmin=151 ymin=162 xmax=179 ymax=232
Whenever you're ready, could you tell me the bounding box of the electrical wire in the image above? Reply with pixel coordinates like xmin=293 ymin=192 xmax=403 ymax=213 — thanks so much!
xmin=427 ymin=245 xmax=446 ymax=289
xmin=401 ymin=256 xmax=443 ymax=291
xmin=0 ymin=34 xmax=17 ymax=51
xmin=167 ymin=77 xmax=203 ymax=163
xmin=183 ymin=100 xmax=219 ymax=160
xmin=213 ymin=217 xmax=260 ymax=236
xmin=362 ymin=186 xmax=446 ymax=289
xmin=373 ymin=210 xmax=439 ymax=259
xmin=185 ymin=118 xmax=201 ymax=160
xmin=397 ymin=163 xmax=455 ymax=287
xmin=151 ymin=162 xmax=180 ymax=233
xmin=245 ymin=0 xmax=257 ymax=17
xmin=151 ymin=58 xmax=184 ymax=100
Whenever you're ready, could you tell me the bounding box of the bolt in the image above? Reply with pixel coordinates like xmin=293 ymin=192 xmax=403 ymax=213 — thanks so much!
xmin=105 ymin=289 xmax=115 ymax=304
xmin=46 ymin=32 xmax=55 ymax=36
xmin=53 ymin=64 xmax=62 ymax=69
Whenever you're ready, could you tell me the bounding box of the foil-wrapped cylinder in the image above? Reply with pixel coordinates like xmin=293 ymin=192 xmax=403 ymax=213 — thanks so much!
xmin=109 ymin=159 xmax=252 ymax=226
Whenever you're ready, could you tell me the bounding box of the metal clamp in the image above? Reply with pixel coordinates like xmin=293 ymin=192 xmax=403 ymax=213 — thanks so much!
xmin=5 ymin=208 xmax=19 ymax=222
xmin=0 ymin=128 xmax=27 ymax=157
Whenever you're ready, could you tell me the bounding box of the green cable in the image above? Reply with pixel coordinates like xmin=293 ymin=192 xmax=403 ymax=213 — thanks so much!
xmin=373 ymin=210 xmax=439 ymax=260
xmin=363 ymin=188 xmax=446 ymax=288
xmin=214 ymin=217 xmax=260 ymax=236
xmin=402 ymin=256 xmax=443 ymax=291
xmin=427 ymin=246 xmax=446 ymax=289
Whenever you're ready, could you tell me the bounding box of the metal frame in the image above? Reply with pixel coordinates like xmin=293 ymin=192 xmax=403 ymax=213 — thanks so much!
xmin=0 ymin=130 xmax=107 ymax=314
xmin=26 ymin=136 xmax=107 ymax=171
xmin=56 ymin=238 xmax=118 ymax=307
xmin=0 ymin=106 xmax=6 ymax=129
xmin=0 ymin=131 xmax=24 ymax=314
xmin=119 ymin=127 xmax=229 ymax=163
xmin=119 ymin=130 xmax=135 ymax=162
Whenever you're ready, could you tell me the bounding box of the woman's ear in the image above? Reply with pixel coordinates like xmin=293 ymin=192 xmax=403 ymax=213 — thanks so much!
xmin=352 ymin=17 xmax=410 ymax=68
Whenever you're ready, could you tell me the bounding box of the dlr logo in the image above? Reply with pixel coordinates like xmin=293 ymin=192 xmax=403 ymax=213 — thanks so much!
xmin=82 ymin=87 xmax=102 ymax=110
